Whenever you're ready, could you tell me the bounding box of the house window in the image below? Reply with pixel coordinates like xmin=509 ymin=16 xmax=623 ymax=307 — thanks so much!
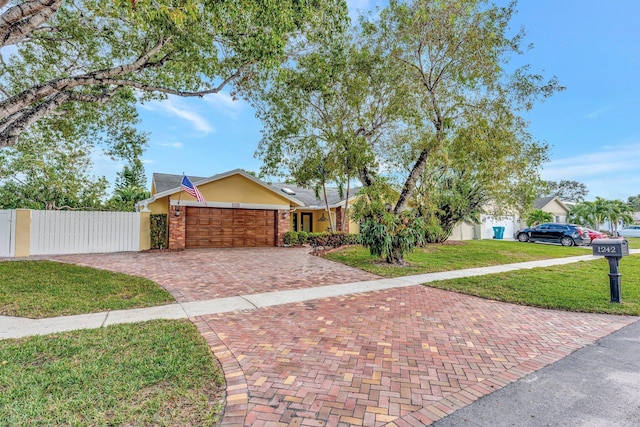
xmin=292 ymin=213 xmax=298 ymax=232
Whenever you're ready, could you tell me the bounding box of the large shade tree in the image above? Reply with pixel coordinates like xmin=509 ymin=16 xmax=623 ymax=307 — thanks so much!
xmin=256 ymin=0 xmax=561 ymax=263
xmin=544 ymin=180 xmax=588 ymax=202
xmin=254 ymin=33 xmax=408 ymax=233
xmin=362 ymin=0 xmax=559 ymax=262
xmin=0 ymin=0 xmax=347 ymax=151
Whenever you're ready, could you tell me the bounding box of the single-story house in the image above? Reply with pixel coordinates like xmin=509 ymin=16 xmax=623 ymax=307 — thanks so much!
xmin=449 ymin=196 xmax=572 ymax=240
xmin=137 ymin=169 xmax=359 ymax=250
xmin=533 ymin=196 xmax=571 ymax=223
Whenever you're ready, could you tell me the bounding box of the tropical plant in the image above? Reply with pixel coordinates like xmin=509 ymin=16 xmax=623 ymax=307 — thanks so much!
xmin=526 ymin=209 xmax=554 ymax=227
xmin=569 ymin=198 xmax=634 ymax=232
xmin=415 ymin=170 xmax=488 ymax=243
xmin=605 ymin=200 xmax=634 ymax=234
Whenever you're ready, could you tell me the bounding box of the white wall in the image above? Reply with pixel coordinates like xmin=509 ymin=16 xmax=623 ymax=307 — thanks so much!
xmin=30 ymin=211 xmax=140 ymax=256
xmin=0 ymin=210 xmax=16 ymax=257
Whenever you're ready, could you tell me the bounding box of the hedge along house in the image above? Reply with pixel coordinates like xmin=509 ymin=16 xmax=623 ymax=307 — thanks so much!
xmin=137 ymin=169 xmax=359 ymax=250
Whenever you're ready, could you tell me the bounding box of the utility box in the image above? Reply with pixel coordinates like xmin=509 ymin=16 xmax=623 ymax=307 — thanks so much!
xmin=592 ymin=238 xmax=629 ymax=258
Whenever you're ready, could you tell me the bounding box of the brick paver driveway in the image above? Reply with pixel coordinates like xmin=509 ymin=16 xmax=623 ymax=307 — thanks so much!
xmin=195 ymin=287 xmax=635 ymax=426
xmin=51 ymin=247 xmax=380 ymax=303
xmin=50 ymin=248 xmax=637 ymax=426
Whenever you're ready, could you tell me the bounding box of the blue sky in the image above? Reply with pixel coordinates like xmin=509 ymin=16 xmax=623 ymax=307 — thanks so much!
xmin=95 ymin=0 xmax=640 ymax=202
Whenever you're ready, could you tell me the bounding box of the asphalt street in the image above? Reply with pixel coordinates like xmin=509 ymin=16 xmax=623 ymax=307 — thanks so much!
xmin=433 ymin=319 xmax=640 ymax=427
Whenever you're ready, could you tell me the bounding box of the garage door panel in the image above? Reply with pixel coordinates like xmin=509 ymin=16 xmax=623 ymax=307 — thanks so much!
xmin=185 ymin=207 xmax=276 ymax=248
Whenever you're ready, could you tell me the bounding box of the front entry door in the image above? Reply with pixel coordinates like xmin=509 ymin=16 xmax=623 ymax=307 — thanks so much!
xmin=301 ymin=212 xmax=313 ymax=233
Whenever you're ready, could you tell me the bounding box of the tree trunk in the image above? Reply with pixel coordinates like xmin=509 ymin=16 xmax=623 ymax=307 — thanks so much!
xmin=385 ymin=245 xmax=404 ymax=264
xmin=394 ymin=148 xmax=431 ymax=214
xmin=342 ymin=177 xmax=351 ymax=233
xmin=322 ymin=181 xmax=333 ymax=232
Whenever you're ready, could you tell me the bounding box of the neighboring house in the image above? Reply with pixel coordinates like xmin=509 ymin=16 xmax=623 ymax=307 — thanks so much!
xmin=533 ymin=196 xmax=571 ymax=224
xmin=449 ymin=196 xmax=572 ymax=241
xmin=137 ymin=169 xmax=359 ymax=250
xmin=450 ymin=213 xmax=520 ymax=241
xmin=634 ymin=212 xmax=640 ymax=225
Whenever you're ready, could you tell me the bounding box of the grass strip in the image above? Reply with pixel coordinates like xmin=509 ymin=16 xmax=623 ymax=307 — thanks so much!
xmin=0 ymin=320 xmax=225 ymax=426
xmin=324 ymin=240 xmax=589 ymax=277
xmin=0 ymin=260 xmax=174 ymax=319
xmin=424 ymin=255 xmax=640 ymax=315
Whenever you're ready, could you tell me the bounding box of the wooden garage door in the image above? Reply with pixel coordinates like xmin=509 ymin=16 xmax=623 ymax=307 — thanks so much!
xmin=185 ymin=207 xmax=276 ymax=248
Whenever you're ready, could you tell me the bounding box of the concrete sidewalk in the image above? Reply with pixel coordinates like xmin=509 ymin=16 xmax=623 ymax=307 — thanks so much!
xmin=0 ymin=252 xmax=622 ymax=340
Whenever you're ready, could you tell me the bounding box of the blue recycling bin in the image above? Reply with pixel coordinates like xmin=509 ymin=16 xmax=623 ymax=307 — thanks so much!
xmin=492 ymin=226 xmax=505 ymax=239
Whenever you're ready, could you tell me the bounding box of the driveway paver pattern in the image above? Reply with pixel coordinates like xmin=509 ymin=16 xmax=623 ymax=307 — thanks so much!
xmin=44 ymin=248 xmax=638 ymax=425
xmin=50 ymin=248 xmax=381 ymax=303
xmin=194 ymin=286 xmax=635 ymax=427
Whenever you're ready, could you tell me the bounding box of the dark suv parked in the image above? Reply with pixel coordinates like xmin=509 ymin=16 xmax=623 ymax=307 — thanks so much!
xmin=514 ymin=223 xmax=591 ymax=247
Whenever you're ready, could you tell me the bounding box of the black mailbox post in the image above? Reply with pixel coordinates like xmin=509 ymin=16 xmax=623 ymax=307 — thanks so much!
xmin=592 ymin=238 xmax=629 ymax=303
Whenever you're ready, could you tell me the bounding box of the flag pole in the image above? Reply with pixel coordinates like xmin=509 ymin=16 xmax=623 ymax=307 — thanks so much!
xmin=176 ymin=172 xmax=184 ymax=216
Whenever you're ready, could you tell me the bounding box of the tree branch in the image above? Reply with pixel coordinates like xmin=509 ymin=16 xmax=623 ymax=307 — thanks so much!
xmin=0 ymin=37 xmax=170 ymax=117
xmin=0 ymin=0 xmax=63 ymax=48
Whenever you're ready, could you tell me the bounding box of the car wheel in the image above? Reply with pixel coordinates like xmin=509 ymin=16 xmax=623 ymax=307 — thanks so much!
xmin=560 ymin=236 xmax=574 ymax=247
xmin=517 ymin=233 xmax=529 ymax=242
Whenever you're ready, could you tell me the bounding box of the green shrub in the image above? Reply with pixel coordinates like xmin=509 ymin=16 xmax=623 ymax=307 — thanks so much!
xmin=307 ymin=232 xmax=360 ymax=250
xmin=283 ymin=231 xmax=299 ymax=246
xmin=150 ymin=214 xmax=168 ymax=249
xmin=297 ymin=231 xmax=309 ymax=244
xmin=360 ymin=212 xmax=426 ymax=263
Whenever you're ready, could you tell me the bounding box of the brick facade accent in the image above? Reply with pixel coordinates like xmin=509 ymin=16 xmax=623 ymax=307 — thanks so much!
xmin=276 ymin=209 xmax=290 ymax=246
xmin=335 ymin=207 xmax=350 ymax=233
xmin=168 ymin=205 xmax=186 ymax=250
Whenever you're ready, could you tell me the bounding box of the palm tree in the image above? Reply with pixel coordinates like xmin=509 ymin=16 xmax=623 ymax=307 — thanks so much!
xmin=110 ymin=186 xmax=150 ymax=212
xmin=568 ymin=201 xmax=596 ymax=228
xmin=605 ymin=200 xmax=633 ymax=234
xmin=569 ymin=198 xmax=634 ymax=232
xmin=526 ymin=209 xmax=554 ymax=226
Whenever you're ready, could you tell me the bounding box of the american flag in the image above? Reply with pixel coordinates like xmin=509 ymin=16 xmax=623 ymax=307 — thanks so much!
xmin=181 ymin=175 xmax=206 ymax=204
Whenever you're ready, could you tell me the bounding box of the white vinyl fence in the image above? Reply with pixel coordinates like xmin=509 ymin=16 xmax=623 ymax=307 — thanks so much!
xmin=30 ymin=211 xmax=141 ymax=255
xmin=0 ymin=210 xmax=16 ymax=257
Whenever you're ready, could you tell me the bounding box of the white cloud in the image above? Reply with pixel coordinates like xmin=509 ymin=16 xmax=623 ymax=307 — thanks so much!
xmin=157 ymin=142 xmax=184 ymax=148
xmin=142 ymin=98 xmax=214 ymax=134
xmin=585 ymin=105 xmax=611 ymax=119
xmin=541 ymin=142 xmax=640 ymax=200
xmin=203 ymin=92 xmax=244 ymax=120
xmin=542 ymin=143 xmax=640 ymax=179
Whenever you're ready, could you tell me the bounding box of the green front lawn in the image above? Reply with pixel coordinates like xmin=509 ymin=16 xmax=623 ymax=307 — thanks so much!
xmin=0 ymin=261 xmax=174 ymax=319
xmin=625 ymin=237 xmax=640 ymax=249
xmin=0 ymin=320 xmax=225 ymax=426
xmin=425 ymin=255 xmax=640 ymax=316
xmin=324 ymin=240 xmax=588 ymax=277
